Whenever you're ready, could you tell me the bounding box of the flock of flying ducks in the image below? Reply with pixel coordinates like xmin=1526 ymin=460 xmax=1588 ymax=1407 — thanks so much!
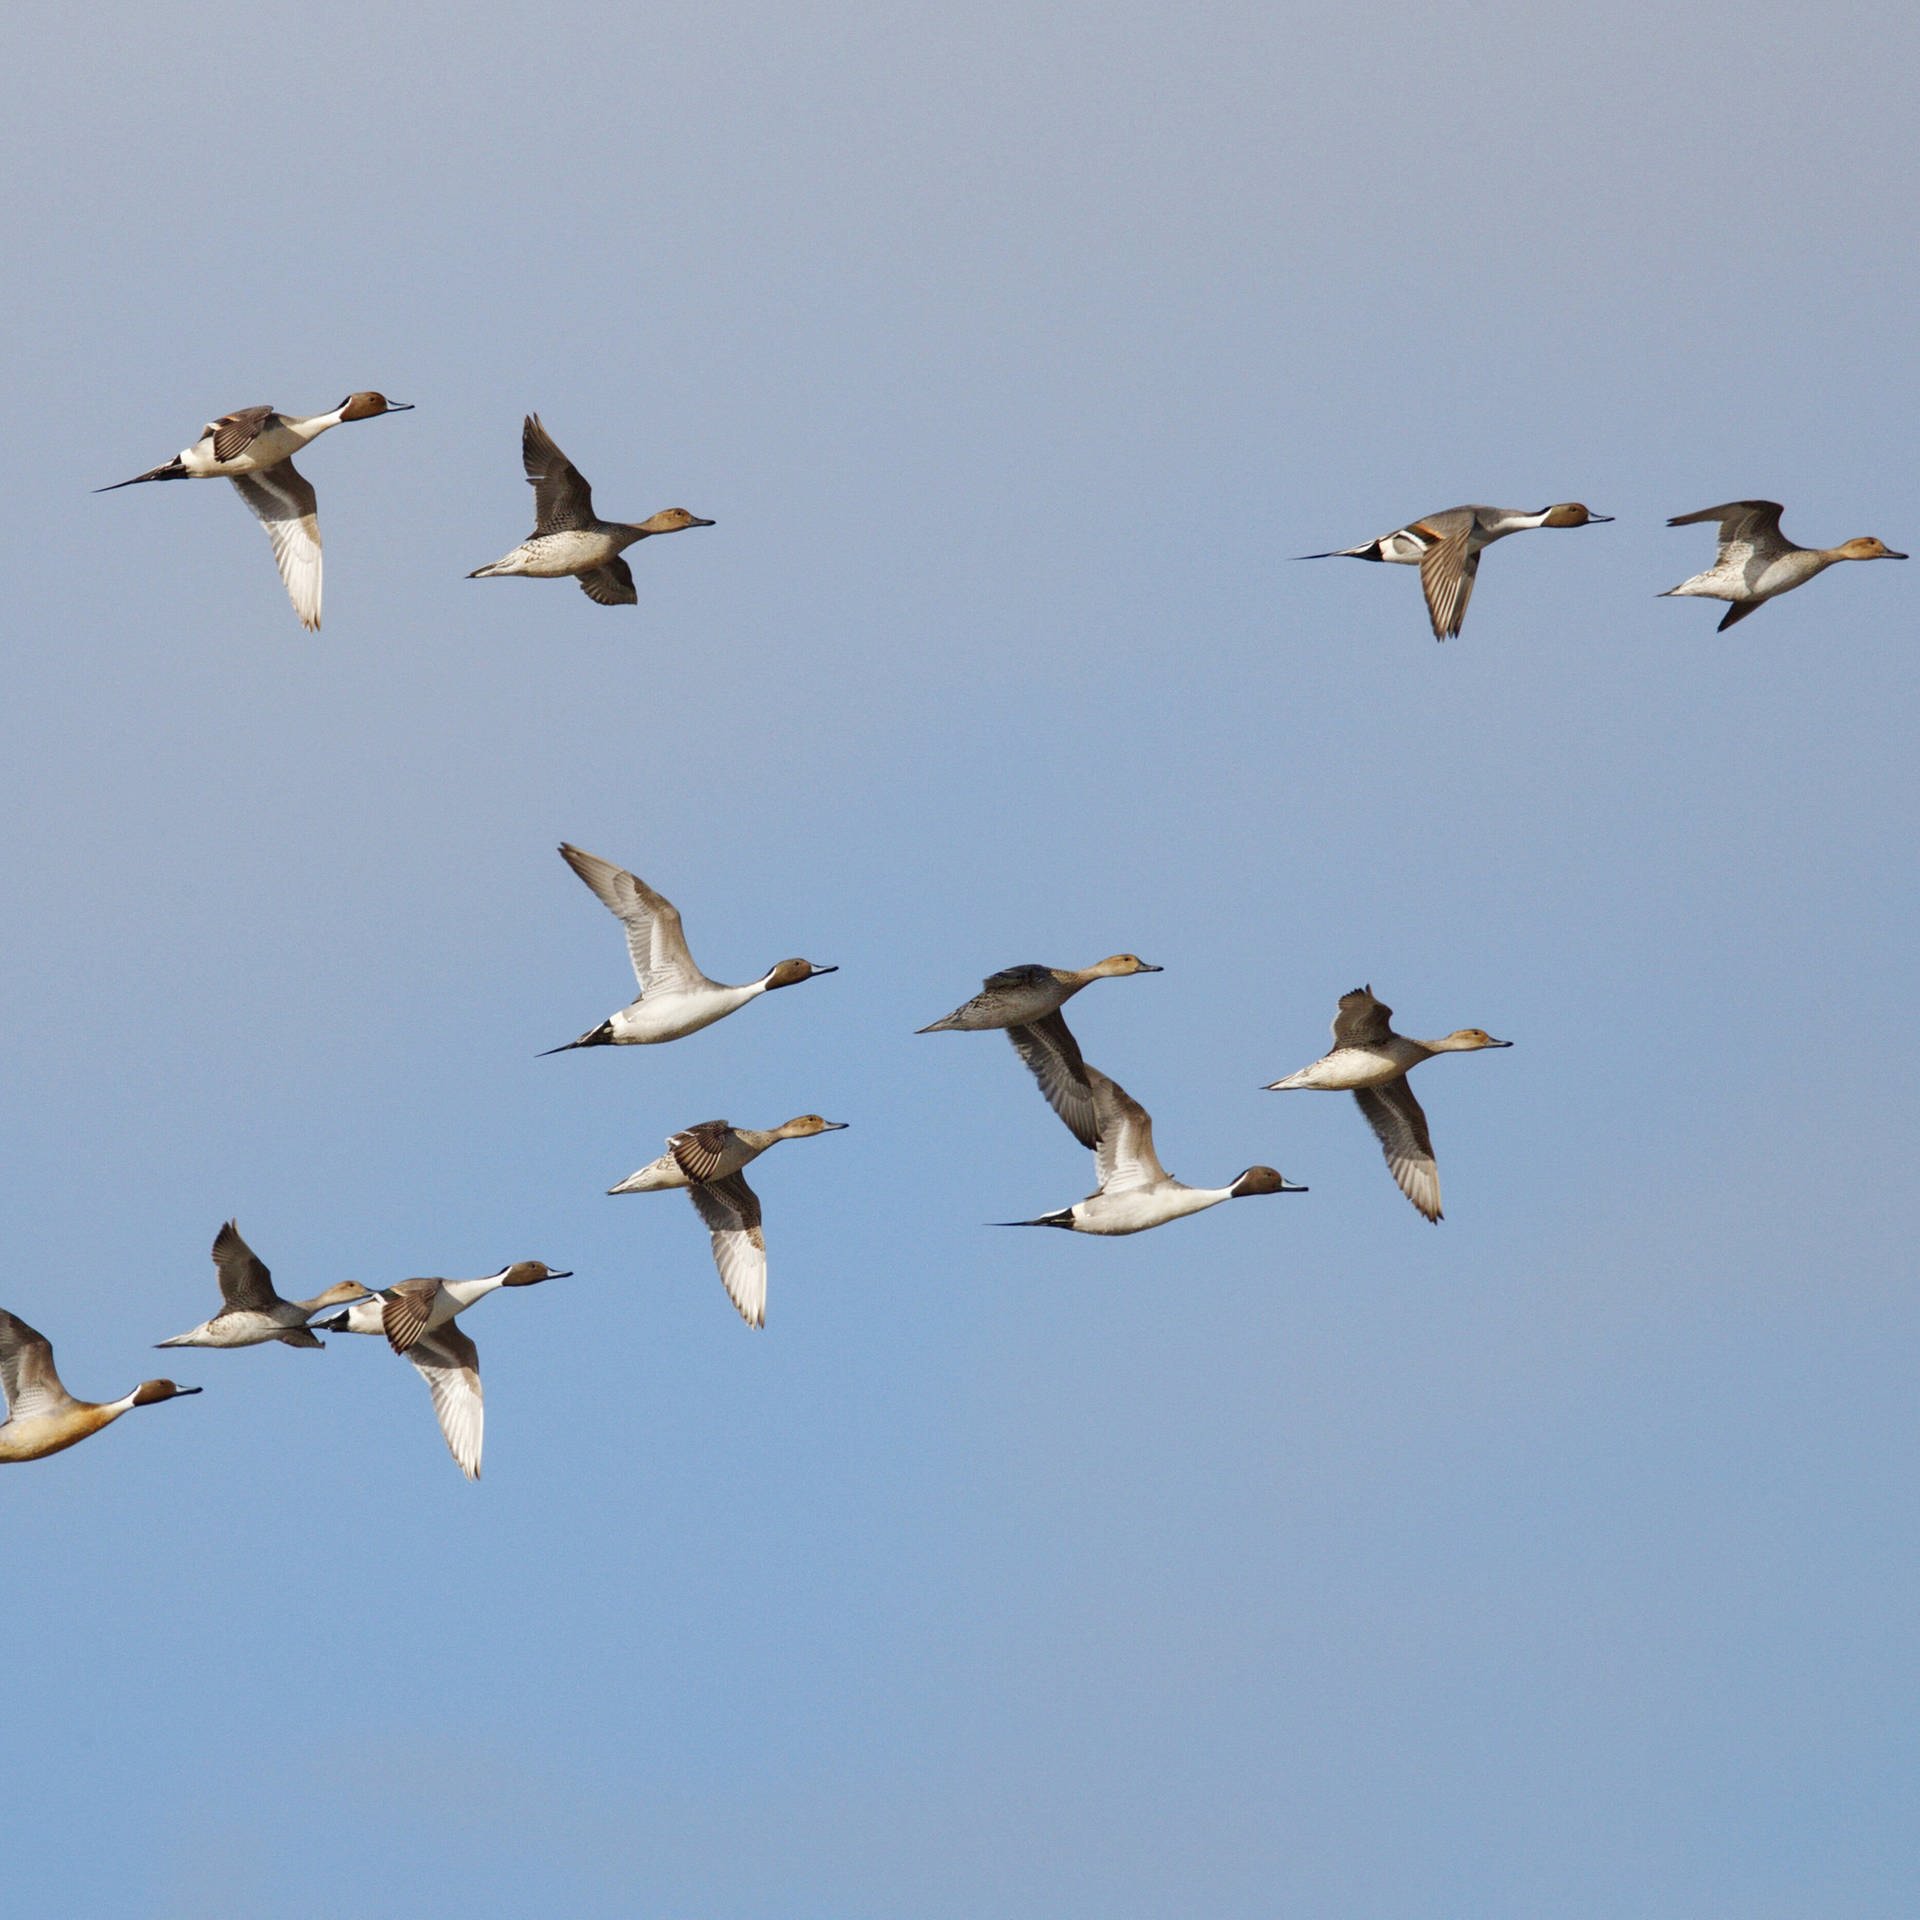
xmin=92 ymin=395 xmax=1904 ymax=638
xmin=6 ymin=393 xmax=1903 ymax=1478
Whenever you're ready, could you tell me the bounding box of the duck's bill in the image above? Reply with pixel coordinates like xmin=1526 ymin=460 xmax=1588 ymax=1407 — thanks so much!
xmin=689 ymin=516 xmax=716 ymax=527
xmin=1587 ymin=513 xmax=1615 ymax=522
xmin=1138 ymin=963 xmax=1165 ymax=972
xmin=821 ymin=1121 xmax=851 ymax=1131
xmin=1886 ymin=549 xmax=1909 ymax=559
xmin=1280 ymin=1180 xmax=1309 ymax=1192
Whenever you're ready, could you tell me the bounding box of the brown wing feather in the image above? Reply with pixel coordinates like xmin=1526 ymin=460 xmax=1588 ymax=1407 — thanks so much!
xmin=522 ymin=414 xmax=596 ymax=534
xmin=1353 ymin=1080 xmax=1443 ymax=1222
xmin=209 ymin=406 xmax=277 ymax=463
xmin=211 ymin=1220 xmax=280 ymax=1312
xmin=382 ymin=1279 xmax=442 ymax=1355
xmin=577 ymin=558 xmax=637 ymax=606
xmin=1331 ymin=987 xmax=1393 ymax=1050
xmin=670 ymin=1122 xmax=737 ymax=1184
xmin=1006 ymin=1012 xmax=1098 ymax=1149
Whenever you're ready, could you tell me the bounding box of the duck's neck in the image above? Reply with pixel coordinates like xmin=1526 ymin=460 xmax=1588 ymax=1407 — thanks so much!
xmin=286 ymin=406 xmax=349 ymax=443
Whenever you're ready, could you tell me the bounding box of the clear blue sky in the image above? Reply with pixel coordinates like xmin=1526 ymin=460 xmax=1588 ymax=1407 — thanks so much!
xmin=2 ymin=3 xmax=1915 ymax=1914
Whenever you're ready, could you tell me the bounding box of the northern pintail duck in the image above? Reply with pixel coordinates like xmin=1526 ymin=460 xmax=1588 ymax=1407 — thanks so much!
xmin=608 ymin=1116 xmax=848 ymax=1327
xmin=156 ymin=1220 xmax=368 ymax=1350
xmin=1000 ymin=1014 xmax=1304 ymax=1234
xmin=468 ymin=414 xmax=713 ymax=605
xmin=0 ymin=1309 xmax=200 ymax=1463
xmin=1264 ymin=986 xmax=1510 ymax=1222
xmin=544 ymin=843 xmax=835 ymax=1052
xmin=1662 ymin=501 xmax=1906 ymax=629
xmin=315 ymin=1261 xmax=569 ymax=1480
xmin=97 ymin=392 xmax=413 ymax=631
xmin=917 ymin=956 xmax=1161 ymax=1035
xmin=1301 ymin=503 xmax=1611 ymax=639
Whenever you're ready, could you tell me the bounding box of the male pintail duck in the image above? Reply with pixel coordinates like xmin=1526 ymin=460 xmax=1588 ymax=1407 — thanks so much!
xmin=97 ymin=392 xmax=413 ymax=631
xmin=543 ymin=843 xmax=835 ymax=1052
xmin=917 ymin=956 xmax=1161 ymax=1035
xmin=1264 ymin=986 xmax=1510 ymax=1222
xmin=468 ymin=414 xmax=713 ymax=605
xmin=1661 ymin=501 xmax=1906 ymax=629
xmin=156 ymin=1220 xmax=368 ymax=1350
xmin=315 ymin=1261 xmax=569 ymax=1480
xmin=999 ymin=1014 xmax=1304 ymax=1234
xmin=0 ymin=1309 xmax=200 ymax=1463
xmin=607 ymin=1116 xmax=848 ymax=1328
xmin=1300 ymin=503 xmax=1611 ymax=639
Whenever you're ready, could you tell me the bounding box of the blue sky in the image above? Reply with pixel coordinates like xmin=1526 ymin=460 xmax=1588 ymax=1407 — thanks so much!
xmin=2 ymin=2 xmax=1916 ymax=1914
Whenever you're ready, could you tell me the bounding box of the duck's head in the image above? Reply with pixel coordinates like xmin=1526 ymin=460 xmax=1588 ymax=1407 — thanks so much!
xmin=338 ymin=392 xmax=413 ymax=421
xmin=500 ymin=1261 xmax=571 ymax=1287
xmin=132 ymin=1379 xmax=203 ymax=1406
xmin=631 ymin=508 xmax=716 ymax=535
xmin=1088 ymin=953 xmax=1163 ymax=978
xmin=1541 ymin=503 xmax=1611 ymax=528
xmin=1435 ymin=1028 xmax=1513 ymax=1052
xmin=1230 ymin=1166 xmax=1308 ymax=1197
xmin=764 ymin=958 xmax=838 ymax=990
xmin=1837 ymin=536 xmax=1907 ymax=561
xmin=776 ymin=1115 xmax=850 ymax=1139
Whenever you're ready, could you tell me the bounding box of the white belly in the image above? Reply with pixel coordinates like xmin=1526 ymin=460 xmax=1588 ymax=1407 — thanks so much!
xmin=608 ymin=984 xmax=754 ymax=1044
xmin=1073 ymin=1184 xmax=1220 ymax=1234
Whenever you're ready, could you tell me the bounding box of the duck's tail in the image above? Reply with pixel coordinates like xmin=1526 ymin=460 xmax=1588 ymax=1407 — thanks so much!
xmin=96 ymin=457 xmax=187 ymax=492
xmin=993 ymin=1210 xmax=1075 ymax=1229
xmin=540 ymin=1021 xmax=614 ymax=1056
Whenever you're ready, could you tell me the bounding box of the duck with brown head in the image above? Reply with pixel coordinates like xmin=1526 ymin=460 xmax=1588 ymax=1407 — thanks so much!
xmin=0 ymin=1309 xmax=201 ymax=1464
xmin=1664 ymin=500 xmax=1907 ymax=629
xmin=542 ymin=843 xmax=835 ymax=1052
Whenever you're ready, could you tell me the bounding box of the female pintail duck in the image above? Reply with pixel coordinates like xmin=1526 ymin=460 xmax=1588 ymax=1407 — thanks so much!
xmin=156 ymin=1220 xmax=368 ymax=1350
xmin=1264 ymin=986 xmax=1510 ymax=1222
xmin=96 ymin=392 xmax=413 ymax=632
xmin=917 ymin=956 xmax=1161 ymax=1035
xmin=468 ymin=414 xmax=713 ymax=605
xmin=999 ymin=1014 xmax=1304 ymax=1235
xmin=1300 ymin=503 xmax=1611 ymax=639
xmin=608 ymin=1116 xmax=848 ymax=1328
xmin=544 ymin=843 xmax=835 ymax=1053
xmin=0 ymin=1309 xmax=200 ymax=1463
xmin=1662 ymin=501 xmax=1906 ymax=629
xmin=315 ymin=1261 xmax=569 ymax=1480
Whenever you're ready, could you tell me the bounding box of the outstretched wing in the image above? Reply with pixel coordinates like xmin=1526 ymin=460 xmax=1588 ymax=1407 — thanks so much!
xmin=408 ymin=1325 xmax=484 ymax=1480
xmin=1087 ymin=1066 xmax=1168 ymax=1193
xmin=1415 ymin=511 xmax=1477 ymax=639
xmin=206 ymin=405 xmax=277 ymax=463
xmin=557 ymin=843 xmax=704 ymax=995
xmin=0 ymin=1310 xmax=69 ymax=1421
xmin=231 ymin=461 xmax=323 ymax=631
xmin=1007 ymin=1012 xmax=1098 ymax=1149
xmin=577 ymin=559 xmax=637 ymax=606
xmin=687 ymin=1174 xmax=768 ymax=1328
xmin=1331 ymin=986 xmax=1393 ymax=1050
xmin=211 ymin=1220 xmax=280 ymax=1312
xmin=1667 ymin=501 xmax=1787 ymax=567
xmin=1354 ymin=1080 xmax=1442 ymax=1221
xmin=522 ymin=414 xmax=596 ymax=533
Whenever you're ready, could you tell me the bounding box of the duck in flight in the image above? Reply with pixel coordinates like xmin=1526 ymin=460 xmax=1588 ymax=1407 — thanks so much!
xmin=1264 ymin=986 xmax=1510 ymax=1222
xmin=0 ymin=1309 xmax=200 ymax=1463
xmin=1300 ymin=503 xmax=1611 ymax=639
xmin=917 ymin=955 xmax=1161 ymax=1036
xmin=1661 ymin=501 xmax=1905 ymax=629
xmin=315 ymin=1262 xmax=569 ymax=1480
xmin=155 ymin=1220 xmax=368 ymax=1350
xmin=608 ymin=1116 xmax=847 ymax=1328
xmin=543 ymin=843 xmax=836 ymax=1052
xmin=468 ymin=414 xmax=713 ymax=605
xmin=96 ymin=392 xmax=413 ymax=631
xmin=999 ymin=1013 xmax=1304 ymax=1234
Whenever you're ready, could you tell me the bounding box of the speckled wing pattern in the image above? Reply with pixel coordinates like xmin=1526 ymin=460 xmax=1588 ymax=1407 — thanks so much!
xmin=1007 ymin=1011 xmax=1098 ymax=1148
xmin=1354 ymin=1079 xmax=1442 ymax=1222
xmin=211 ymin=1220 xmax=279 ymax=1313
